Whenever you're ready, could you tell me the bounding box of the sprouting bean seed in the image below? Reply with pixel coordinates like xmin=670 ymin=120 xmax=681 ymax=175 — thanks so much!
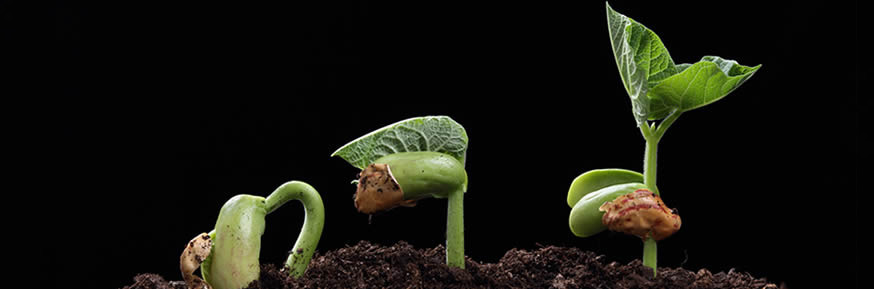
xmin=374 ymin=151 xmax=467 ymax=200
xmin=355 ymin=151 xmax=467 ymax=213
xmin=569 ymin=182 xmax=647 ymax=237
xmin=204 ymin=194 xmax=267 ymax=289
xmin=353 ymin=151 xmax=468 ymax=268
xmin=197 ymin=181 xmax=325 ymax=289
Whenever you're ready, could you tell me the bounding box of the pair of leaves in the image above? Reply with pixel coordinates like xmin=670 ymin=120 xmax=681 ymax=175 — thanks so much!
xmin=332 ymin=116 xmax=468 ymax=169
xmin=606 ymin=3 xmax=761 ymax=125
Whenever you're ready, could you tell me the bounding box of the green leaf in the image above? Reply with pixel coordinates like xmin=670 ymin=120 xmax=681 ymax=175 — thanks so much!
xmin=606 ymin=4 xmax=760 ymax=122
xmin=647 ymin=56 xmax=761 ymax=118
xmin=332 ymin=116 xmax=468 ymax=169
xmin=606 ymin=3 xmax=679 ymax=126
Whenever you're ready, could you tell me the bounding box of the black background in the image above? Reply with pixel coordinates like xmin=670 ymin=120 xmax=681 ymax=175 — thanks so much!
xmin=16 ymin=0 xmax=860 ymax=288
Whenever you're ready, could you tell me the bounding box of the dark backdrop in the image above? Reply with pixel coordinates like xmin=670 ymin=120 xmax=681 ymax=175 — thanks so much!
xmin=28 ymin=0 xmax=860 ymax=288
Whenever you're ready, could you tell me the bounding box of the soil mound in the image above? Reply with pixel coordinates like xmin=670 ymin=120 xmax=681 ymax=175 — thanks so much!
xmin=123 ymin=241 xmax=777 ymax=289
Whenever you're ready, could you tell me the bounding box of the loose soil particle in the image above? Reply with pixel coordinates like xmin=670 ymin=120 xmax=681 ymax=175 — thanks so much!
xmin=122 ymin=241 xmax=779 ymax=289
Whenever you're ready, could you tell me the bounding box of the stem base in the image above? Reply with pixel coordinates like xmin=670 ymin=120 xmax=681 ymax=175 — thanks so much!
xmin=446 ymin=188 xmax=465 ymax=268
xmin=643 ymin=237 xmax=657 ymax=277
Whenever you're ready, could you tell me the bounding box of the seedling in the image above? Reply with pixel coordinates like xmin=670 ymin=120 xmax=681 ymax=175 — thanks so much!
xmin=332 ymin=116 xmax=469 ymax=268
xmin=567 ymin=3 xmax=761 ymax=276
xmin=180 ymin=181 xmax=325 ymax=289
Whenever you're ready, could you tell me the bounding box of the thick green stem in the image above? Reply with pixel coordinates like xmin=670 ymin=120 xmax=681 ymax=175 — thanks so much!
xmin=643 ymin=237 xmax=658 ymax=276
xmin=446 ymin=188 xmax=465 ymax=268
xmin=264 ymin=181 xmax=325 ymax=278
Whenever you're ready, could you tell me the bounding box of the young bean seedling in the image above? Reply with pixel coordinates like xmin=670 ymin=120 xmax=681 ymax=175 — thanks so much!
xmin=567 ymin=3 xmax=761 ymax=276
xmin=180 ymin=181 xmax=325 ymax=289
xmin=332 ymin=116 xmax=469 ymax=268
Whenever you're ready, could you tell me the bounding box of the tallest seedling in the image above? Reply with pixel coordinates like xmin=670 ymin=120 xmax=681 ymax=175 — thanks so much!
xmin=332 ymin=116 xmax=469 ymax=268
xmin=567 ymin=2 xmax=761 ymax=276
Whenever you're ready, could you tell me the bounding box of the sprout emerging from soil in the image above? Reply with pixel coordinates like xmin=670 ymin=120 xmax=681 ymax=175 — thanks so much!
xmin=180 ymin=181 xmax=325 ymax=289
xmin=332 ymin=116 xmax=469 ymax=268
xmin=567 ymin=2 xmax=760 ymax=276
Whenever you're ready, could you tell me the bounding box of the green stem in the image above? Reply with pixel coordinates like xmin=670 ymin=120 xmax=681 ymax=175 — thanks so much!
xmin=638 ymin=111 xmax=681 ymax=277
xmin=643 ymin=133 xmax=660 ymax=195
xmin=446 ymin=188 xmax=465 ymax=268
xmin=640 ymin=110 xmax=681 ymax=197
xmin=654 ymin=110 xmax=682 ymax=139
xmin=264 ymin=181 xmax=325 ymax=278
xmin=641 ymin=125 xmax=660 ymax=276
xmin=643 ymin=237 xmax=658 ymax=276
xmin=640 ymin=123 xmax=660 ymax=196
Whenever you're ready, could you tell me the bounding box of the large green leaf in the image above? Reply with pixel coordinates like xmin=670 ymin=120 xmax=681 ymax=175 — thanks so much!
xmin=647 ymin=56 xmax=761 ymax=119
xmin=606 ymin=3 xmax=679 ymax=125
xmin=331 ymin=116 xmax=468 ymax=169
xmin=606 ymin=3 xmax=760 ymax=122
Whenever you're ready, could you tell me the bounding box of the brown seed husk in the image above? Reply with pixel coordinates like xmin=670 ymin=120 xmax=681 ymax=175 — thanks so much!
xmin=599 ymin=189 xmax=681 ymax=241
xmin=354 ymin=163 xmax=416 ymax=214
xmin=180 ymin=233 xmax=212 ymax=289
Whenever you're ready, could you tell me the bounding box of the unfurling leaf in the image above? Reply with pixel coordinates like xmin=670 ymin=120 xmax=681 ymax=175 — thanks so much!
xmin=332 ymin=116 xmax=468 ymax=169
xmin=606 ymin=3 xmax=679 ymax=125
xmin=607 ymin=4 xmax=760 ymax=123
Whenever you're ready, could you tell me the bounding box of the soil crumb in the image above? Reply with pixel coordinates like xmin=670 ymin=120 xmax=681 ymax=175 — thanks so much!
xmin=123 ymin=241 xmax=778 ymax=289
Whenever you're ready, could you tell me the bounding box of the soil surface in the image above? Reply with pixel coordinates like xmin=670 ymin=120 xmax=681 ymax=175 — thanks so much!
xmin=122 ymin=241 xmax=779 ymax=289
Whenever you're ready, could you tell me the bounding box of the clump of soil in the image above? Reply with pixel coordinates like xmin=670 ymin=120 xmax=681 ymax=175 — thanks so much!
xmin=122 ymin=241 xmax=778 ymax=289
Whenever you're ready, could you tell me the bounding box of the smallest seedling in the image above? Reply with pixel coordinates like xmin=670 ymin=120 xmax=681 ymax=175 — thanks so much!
xmin=180 ymin=181 xmax=325 ymax=289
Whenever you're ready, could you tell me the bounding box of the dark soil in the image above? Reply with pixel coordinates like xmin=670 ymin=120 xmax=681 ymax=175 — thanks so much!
xmin=122 ymin=241 xmax=779 ymax=289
